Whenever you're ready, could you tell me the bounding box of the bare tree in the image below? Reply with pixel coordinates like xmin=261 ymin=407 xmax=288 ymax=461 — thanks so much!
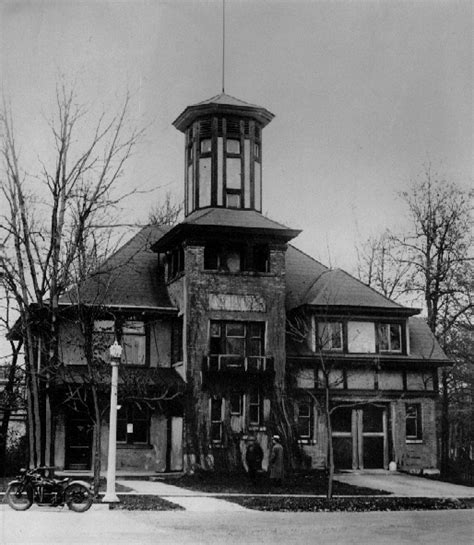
xmin=357 ymin=167 xmax=473 ymax=474
xmin=0 ymin=83 xmax=144 ymax=467
xmin=356 ymin=230 xmax=411 ymax=302
xmin=148 ymin=191 xmax=183 ymax=226
xmin=0 ymin=287 xmax=25 ymax=474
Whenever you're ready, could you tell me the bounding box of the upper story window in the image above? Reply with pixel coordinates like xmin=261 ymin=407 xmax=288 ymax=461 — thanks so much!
xmin=93 ymin=319 xmax=147 ymax=366
xmin=317 ymin=322 xmax=343 ymax=351
xmin=167 ymin=246 xmax=184 ymax=281
xmin=210 ymin=321 xmax=265 ymax=361
xmin=226 ymin=138 xmax=240 ymax=154
xmin=204 ymin=243 xmax=270 ymax=273
xmin=121 ymin=321 xmax=146 ymax=366
xmin=314 ymin=319 xmax=405 ymax=355
xmin=377 ymin=323 xmax=402 ymax=353
xmin=200 ymin=138 xmax=212 ymax=154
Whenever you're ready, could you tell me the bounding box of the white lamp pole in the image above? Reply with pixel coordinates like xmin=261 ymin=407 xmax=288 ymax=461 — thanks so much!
xmin=103 ymin=340 xmax=122 ymax=503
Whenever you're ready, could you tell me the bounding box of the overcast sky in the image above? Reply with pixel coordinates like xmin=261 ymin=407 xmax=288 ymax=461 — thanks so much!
xmin=1 ymin=0 xmax=472 ymax=272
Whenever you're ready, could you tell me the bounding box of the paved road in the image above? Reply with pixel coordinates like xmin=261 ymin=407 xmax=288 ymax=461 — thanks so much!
xmin=1 ymin=504 xmax=472 ymax=545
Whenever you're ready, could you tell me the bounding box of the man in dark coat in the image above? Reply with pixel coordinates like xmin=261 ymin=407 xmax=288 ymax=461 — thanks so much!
xmin=245 ymin=436 xmax=263 ymax=485
xmin=269 ymin=434 xmax=284 ymax=486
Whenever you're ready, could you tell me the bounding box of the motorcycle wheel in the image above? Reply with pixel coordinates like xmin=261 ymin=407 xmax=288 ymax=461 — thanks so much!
xmin=5 ymin=482 xmax=33 ymax=511
xmin=65 ymin=483 xmax=93 ymax=512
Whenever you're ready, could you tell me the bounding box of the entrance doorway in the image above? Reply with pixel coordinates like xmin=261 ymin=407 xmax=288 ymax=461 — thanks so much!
xmin=332 ymin=405 xmax=388 ymax=470
xmin=65 ymin=417 xmax=93 ymax=470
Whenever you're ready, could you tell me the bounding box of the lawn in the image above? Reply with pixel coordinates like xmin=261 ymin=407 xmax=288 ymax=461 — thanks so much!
xmin=162 ymin=469 xmax=390 ymax=496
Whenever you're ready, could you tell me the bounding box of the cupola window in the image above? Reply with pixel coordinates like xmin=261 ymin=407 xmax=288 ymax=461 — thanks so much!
xmin=184 ymin=116 xmax=264 ymax=215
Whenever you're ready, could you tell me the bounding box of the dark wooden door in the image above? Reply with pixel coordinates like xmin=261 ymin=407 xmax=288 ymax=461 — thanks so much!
xmin=65 ymin=417 xmax=92 ymax=470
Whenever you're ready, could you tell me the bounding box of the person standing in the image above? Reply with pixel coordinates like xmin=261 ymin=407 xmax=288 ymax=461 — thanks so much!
xmin=245 ymin=435 xmax=263 ymax=485
xmin=269 ymin=434 xmax=284 ymax=486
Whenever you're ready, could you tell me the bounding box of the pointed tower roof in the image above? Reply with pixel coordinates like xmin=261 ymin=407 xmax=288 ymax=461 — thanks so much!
xmin=173 ymin=92 xmax=274 ymax=132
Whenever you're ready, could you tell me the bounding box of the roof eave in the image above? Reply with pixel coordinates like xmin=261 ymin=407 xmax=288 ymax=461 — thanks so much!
xmin=173 ymin=103 xmax=275 ymax=132
xmin=152 ymin=223 xmax=301 ymax=252
xmin=294 ymin=303 xmax=420 ymax=317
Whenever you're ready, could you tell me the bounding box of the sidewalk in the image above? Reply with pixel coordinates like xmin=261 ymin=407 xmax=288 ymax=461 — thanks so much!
xmin=333 ymin=471 xmax=474 ymax=498
xmin=117 ymin=471 xmax=474 ymax=512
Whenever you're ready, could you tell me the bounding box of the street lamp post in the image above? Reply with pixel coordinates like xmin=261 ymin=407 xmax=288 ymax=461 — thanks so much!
xmin=102 ymin=340 xmax=122 ymax=503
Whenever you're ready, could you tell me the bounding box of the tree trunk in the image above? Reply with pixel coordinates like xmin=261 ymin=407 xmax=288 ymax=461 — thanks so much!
xmin=325 ymin=382 xmax=334 ymax=500
xmin=440 ymin=367 xmax=450 ymax=476
xmin=92 ymin=387 xmax=102 ymax=497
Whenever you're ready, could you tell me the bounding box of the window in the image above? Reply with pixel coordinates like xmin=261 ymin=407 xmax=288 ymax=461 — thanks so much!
xmin=200 ymin=138 xmax=212 ymax=153
xmin=210 ymin=397 xmax=224 ymax=443
xmin=93 ymin=319 xmax=146 ymax=366
xmin=252 ymin=244 xmax=270 ymax=273
xmin=317 ymin=322 xmax=343 ymax=351
xmin=204 ymin=244 xmax=243 ymax=272
xmin=167 ymin=246 xmax=184 ymax=280
xmin=297 ymin=401 xmax=313 ymax=440
xmin=117 ymin=404 xmax=149 ymax=444
xmin=405 ymin=403 xmax=422 ymax=441
xmin=171 ymin=319 xmax=183 ymax=364
xmin=226 ymin=139 xmax=240 ymax=154
xmin=93 ymin=320 xmax=115 ymax=350
xmin=378 ymin=323 xmax=402 ymax=353
xmin=122 ymin=321 xmax=146 ymax=366
xmin=229 ymin=393 xmax=243 ymax=416
xmin=204 ymin=244 xmax=269 ymax=273
xmin=248 ymin=388 xmax=263 ymax=426
xmin=210 ymin=321 xmax=265 ymax=368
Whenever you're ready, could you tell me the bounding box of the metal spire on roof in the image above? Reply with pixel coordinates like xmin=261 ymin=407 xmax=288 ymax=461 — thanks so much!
xmin=222 ymin=0 xmax=226 ymax=93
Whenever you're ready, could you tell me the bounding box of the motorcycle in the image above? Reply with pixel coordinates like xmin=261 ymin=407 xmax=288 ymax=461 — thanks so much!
xmin=5 ymin=466 xmax=93 ymax=512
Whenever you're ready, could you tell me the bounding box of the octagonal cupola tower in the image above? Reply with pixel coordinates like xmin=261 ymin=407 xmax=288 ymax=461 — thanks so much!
xmin=173 ymin=93 xmax=274 ymax=216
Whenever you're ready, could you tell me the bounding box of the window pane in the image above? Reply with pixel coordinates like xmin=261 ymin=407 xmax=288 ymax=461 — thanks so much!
xmin=254 ymin=164 xmax=261 ymax=211
xmin=230 ymin=393 xmax=242 ymax=415
xmin=210 ymin=422 xmax=222 ymax=442
xmin=204 ymin=245 xmax=219 ymax=270
xmin=199 ymin=158 xmax=211 ymax=208
xmin=226 ymin=193 xmax=241 ymax=208
xmin=248 ymin=339 xmax=262 ymax=357
xmin=390 ymin=325 xmax=401 ymax=351
xmin=318 ymin=322 xmax=343 ymax=350
xmin=211 ymin=398 xmax=222 ymax=421
xmin=226 ymin=139 xmax=240 ymax=153
xmin=200 ymin=138 xmax=211 ymax=153
xmin=226 ymin=323 xmax=245 ymax=337
xmin=117 ymin=418 xmax=127 ymax=442
xmin=249 ymin=322 xmax=263 ymax=338
xmin=363 ymin=406 xmax=384 ymax=432
xmin=210 ymin=323 xmax=221 ymax=337
xmin=378 ymin=324 xmax=389 ymax=351
xmin=123 ymin=321 xmax=145 ymax=335
xmin=123 ymin=335 xmax=146 ymax=365
xmin=226 ymin=337 xmax=245 ymax=355
xmin=332 ymin=407 xmax=352 ymax=433
xmin=244 ymin=139 xmax=251 ymax=208
xmin=347 ymin=321 xmax=376 ymax=353
xmin=133 ymin=420 xmax=148 ymax=443
xmin=217 ymin=137 xmax=224 ymax=206
xmin=227 ymin=158 xmax=241 ymax=189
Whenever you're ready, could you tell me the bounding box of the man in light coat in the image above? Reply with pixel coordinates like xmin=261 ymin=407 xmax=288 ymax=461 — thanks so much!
xmin=269 ymin=434 xmax=284 ymax=486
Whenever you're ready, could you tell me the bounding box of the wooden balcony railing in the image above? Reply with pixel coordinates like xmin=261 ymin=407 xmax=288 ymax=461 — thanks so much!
xmin=203 ymin=355 xmax=274 ymax=373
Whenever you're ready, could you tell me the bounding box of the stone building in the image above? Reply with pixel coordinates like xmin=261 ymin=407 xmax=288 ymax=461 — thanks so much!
xmin=52 ymin=93 xmax=447 ymax=473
